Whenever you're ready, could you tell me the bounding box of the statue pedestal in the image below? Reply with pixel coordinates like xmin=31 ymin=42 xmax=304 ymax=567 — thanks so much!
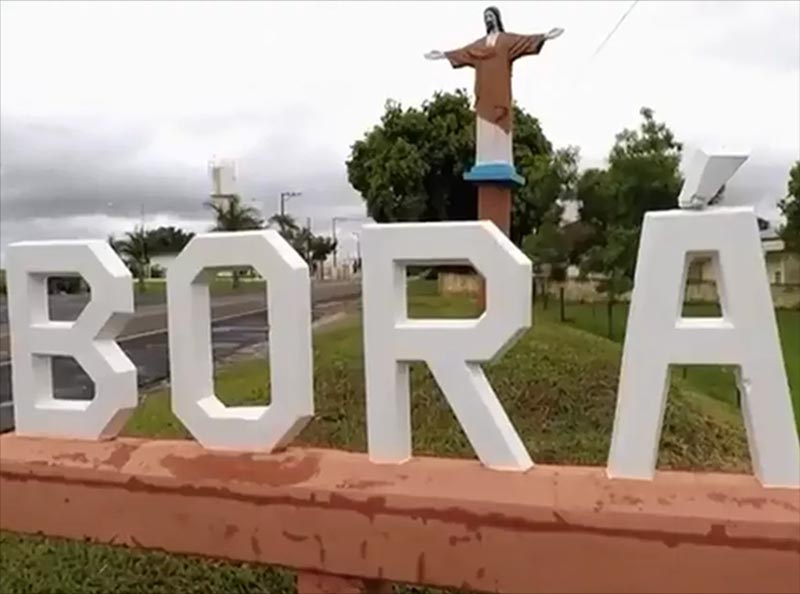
xmin=477 ymin=185 xmax=512 ymax=235
xmin=464 ymin=162 xmax=525 ymax=186
xmin=465 ymin=161 xmax=525 ymax=234
xmin=455 ymin=162 xmax=525 ymax=308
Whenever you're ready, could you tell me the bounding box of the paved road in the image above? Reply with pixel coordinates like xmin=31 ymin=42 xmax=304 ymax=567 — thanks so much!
xmin=0 ymin=288 xmax=178 ymax=328
xmin=0 ymin=280 xmax=361 ymax=431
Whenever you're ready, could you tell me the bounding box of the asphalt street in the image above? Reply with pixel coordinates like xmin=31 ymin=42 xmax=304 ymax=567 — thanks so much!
xmin=0 ymin=280 xmax=361 ymax=431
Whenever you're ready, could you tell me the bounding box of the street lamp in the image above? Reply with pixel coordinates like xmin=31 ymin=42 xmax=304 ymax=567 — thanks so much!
xmin=331 ymin=216 xmax=370 ymax=269
xmin=279 ymin=191 xmax=302 ymax=217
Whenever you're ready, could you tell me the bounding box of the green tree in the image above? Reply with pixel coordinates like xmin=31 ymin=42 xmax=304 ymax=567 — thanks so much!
xmin=579 ymin=107 xmax=682 ymax=233
xmin=346 ymin=90 xmax=572 ymax=244
xmin=207 ymin=195 xmax=264 ymax=288
xmin=580 ymin=226 xmax=640 ymax=339
xmin=779 ymin=160 xmax=800 ymax=252
xmin=562 ymin=220 xmax=598 ymax=266
xmin=522 ymin=214 xmax=568 ymax=310
xmin=267 ymin=214 xmax=337 ymax=277
xmin=290 ymin=226 xmax=315 ymax=264
xmin=146 ymin=226 xmax=195 ymax=254
xmin=575 ymin=107 xmax=682 ymax=324
xmin=208 ymin=195 xmax=264 ymax=232
xmin=513 ymin=146 xmax=579 ymax=244
xmin=307 ymin=235 xmax=337 ymax=275
xmin=114 ymin=226 xmax=150 ymax=292
xmin=268 ymin=213 xmax=300 ymax=237
xmin=576 ymin=168 xmax=615 ymax=232
xmin=606 ymin=107 xmax=683 ymax=226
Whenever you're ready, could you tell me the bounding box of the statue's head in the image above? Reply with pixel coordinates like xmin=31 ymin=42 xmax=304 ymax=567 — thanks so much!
xmin=484 ymin=6 xmax=504 ymax=34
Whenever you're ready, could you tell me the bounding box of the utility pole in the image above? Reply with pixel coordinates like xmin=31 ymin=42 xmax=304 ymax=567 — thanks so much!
xmin=306 ymin=217 xmax=312 ymax=258
xmin=332 ymin=218 xmax=338 ymax=269
xmin=280 ymin=191 xmax=302 ymax=217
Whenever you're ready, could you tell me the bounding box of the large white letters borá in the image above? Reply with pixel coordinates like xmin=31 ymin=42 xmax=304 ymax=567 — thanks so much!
xmin=7 ymin=240 xmax=136 ymax=439
xmin=167 ymin=231 xmax=313 ymax=451
xmin=362 ymin=222 xmax=533 ymax=471
xmin=608 ymin=207 xmax=799 ymax=487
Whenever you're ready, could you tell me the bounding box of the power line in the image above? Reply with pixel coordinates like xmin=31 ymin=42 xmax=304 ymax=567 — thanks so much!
xmin=550 ymin=0 xmax=640 ymax=104
xmin=590 ymin=0 xmax=640 ymax=60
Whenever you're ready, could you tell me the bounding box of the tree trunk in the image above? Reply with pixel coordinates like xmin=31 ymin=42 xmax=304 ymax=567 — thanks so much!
xmin=542 ymin=278 xmax=549 ymax=310
xmin=559 ymin=286 xmax=566 ymax=322
xmin=606 ymin=297 xmax=614 ymax=340
xmin=232 ymin=269 xmax=240 ymax=289
xmin=137 ymin=274 xmax=146 ymax=293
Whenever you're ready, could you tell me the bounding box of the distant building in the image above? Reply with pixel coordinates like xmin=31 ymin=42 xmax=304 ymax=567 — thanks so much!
xmin=687 ymin=225 xmax=800 ymax=285
xmin=762 ymin=232 xmax=799 ymax=286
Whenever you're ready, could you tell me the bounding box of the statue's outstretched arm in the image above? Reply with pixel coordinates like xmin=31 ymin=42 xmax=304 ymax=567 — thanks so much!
xmin=544 ymin=27 xmax=564 ymax=41
xmin=425 ymin=42 xmax=477 ymax=68
xmin=508 ymin=28 xmax=564 ymax=61
xmin=424 ymin=50 xmax=446 ymax=60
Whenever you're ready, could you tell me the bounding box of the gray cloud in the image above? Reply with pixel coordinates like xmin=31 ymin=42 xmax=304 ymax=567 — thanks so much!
xmin=0 ymin=114 xmax=365 ymax=238
xmin=1 ymin=0 xmax=796 ymax=261
xmin=699 ymin=1 xmax=800 ymax=74
xmin=0 ymin=117 xmax=205 ymax=220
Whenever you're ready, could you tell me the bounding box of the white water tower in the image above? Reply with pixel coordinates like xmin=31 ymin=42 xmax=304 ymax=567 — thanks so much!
xmin=208 ymin=157 xmax=237 ymax=211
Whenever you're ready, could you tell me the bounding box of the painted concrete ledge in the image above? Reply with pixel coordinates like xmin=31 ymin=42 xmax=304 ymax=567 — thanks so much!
xmin=1 ymin=435 xmax=799 ymax=593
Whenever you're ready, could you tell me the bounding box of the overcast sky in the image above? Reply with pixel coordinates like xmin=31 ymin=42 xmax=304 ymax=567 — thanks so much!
xmin=1 ymin=0 xmax=799 ymax=262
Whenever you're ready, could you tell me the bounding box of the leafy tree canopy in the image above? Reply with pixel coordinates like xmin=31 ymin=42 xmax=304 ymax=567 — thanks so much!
xmin=207 ymin=195 xmax=263 ymax=232
xmin=575 ymin=107 xmax=683 ymax=296
xmin=578 ymin=107 xmax=683 ymax=232
xmin=111 ymin=225 xmax=150 ymax=290
xmin=522 ymin=211 xmax=569 ymax=273
xmin=346 ymin=90 xmax=578 ymax=245
xmin=146 ymin=226 xmax=195 ymax=254
xmin=268 ymin=214 xmax=337 ymax=273
xmin=779 ymin=160 xmax=800 ymax=252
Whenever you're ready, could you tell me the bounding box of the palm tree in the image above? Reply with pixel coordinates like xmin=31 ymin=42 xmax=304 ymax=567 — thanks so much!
xmin=147 ymin=225 xmax=195 ymax=254
xmin=208 ymin=195 xmax=264 ymax=231
xmin=267 ymin=214 xmax=336 ymax=278
xmin=309 ymin=235 xmax=337 ymax=276
xmin=207 ymin=195 xmax=264 ymax=288
xmin=268 ymin=213 xmax=299 ymax=237
xmin=114 ymin=226 xmax=150 ymax=292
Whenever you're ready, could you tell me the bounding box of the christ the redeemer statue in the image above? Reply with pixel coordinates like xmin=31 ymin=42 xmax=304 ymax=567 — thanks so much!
xmin=426 ymin=6 xmax=563 ymax=185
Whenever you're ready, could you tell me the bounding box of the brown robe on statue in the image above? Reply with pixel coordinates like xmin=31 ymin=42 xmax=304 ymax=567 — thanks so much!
xmin=446 ymin=33 xmax=546 ymax=135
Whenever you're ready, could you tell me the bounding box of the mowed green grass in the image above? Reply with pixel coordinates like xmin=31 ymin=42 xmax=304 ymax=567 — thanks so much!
xmin=2 ymin=282 xmax=752 ymax=594
xmin=538 ymin=299 xmax=800 ymax=430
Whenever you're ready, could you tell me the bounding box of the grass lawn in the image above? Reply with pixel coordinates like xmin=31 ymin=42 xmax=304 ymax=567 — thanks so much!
xmin=537 ymin=299 xmax=800 ymax=430
xmin=1 ymin=281 xmax=752 ymax=594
